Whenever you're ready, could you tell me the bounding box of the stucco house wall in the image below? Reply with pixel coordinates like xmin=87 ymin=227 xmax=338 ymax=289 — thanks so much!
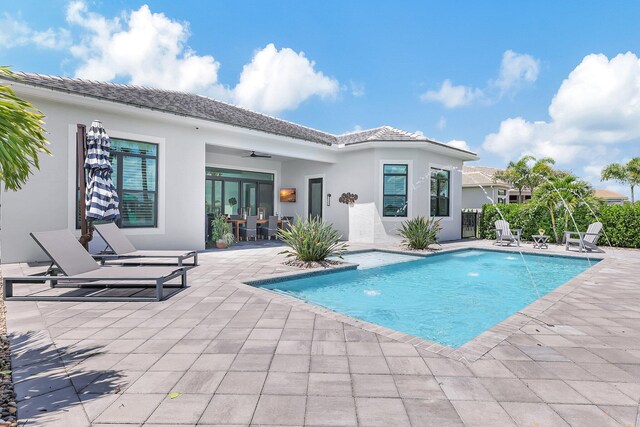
xmin=1 ymin=78 xmax=477 ymax=263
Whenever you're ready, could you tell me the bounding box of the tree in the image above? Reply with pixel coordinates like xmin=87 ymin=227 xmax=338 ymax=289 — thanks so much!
xmin=534 ymin=171 xmax=594 ymax=243
xmin=495 ymin=155 xmax=555 ymax=203
xmin=0 ymin=66 xmax=50 ymax=190
xmin=527 ymin=157 xmax=556 ymax=194
xmin=495 ymin=155 xmax=534 ymax=204
xmin=601 ymin=158 xmax=640 ymax=203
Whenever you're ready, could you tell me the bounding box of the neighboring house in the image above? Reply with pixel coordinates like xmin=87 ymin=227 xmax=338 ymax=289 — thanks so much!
xmin=0 ymin=73 xmax=478 ymax=263
xmin=593 ymin=189 xmax=628 ymax=205
xmin=461 ymin=165 xmax=531 ymax=209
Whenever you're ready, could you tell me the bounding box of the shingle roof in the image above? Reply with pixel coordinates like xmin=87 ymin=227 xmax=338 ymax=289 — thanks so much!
xmin=9 ymin=72 xmax=336 ymax=145
xmin=5 ymin=72 xmax=475 ymax=156
xmin=462 ymin=165 xmax=509 ymax=187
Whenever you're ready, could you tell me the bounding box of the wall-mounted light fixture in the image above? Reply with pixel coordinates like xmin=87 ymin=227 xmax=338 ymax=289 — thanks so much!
xmin=327 ymin=193 xmax=332 ymax=206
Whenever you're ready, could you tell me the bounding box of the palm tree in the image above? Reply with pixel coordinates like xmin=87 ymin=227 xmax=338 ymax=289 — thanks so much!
xmin=534 ymin=172 xmax=594 ymax=243
xmin=495 ymin=155 xmax=534 ymax=203
xmin=0 ymin=66 xmax=50 ymax=191
xmin=495 ymin=155 xmax=555 ymax=203
xmin=601 ymin=158 xmax=640 ymax=203
xmin=527 ymin=157 xmax=556 ymax=194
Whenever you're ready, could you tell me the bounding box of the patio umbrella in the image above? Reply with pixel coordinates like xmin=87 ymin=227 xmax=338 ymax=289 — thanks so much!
xmin=84 ymin=120 xmax=120 ymax=225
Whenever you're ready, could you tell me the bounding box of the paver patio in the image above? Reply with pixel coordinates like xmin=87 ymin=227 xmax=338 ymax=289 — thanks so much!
xmin=3 ymin=240 xmax=640 ymax=426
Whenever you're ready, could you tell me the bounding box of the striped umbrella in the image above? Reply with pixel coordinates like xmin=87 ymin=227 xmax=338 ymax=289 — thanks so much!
xmin=84 ymin=120 xmax=120 ymax=221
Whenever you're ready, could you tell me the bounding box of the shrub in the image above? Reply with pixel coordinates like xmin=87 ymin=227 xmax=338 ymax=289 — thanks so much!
xmin=480 ymin=202 xmax=640 ymax=248
xmin=399 ymin=216 xmax=442 ymax=250
xmin=277 ymin=216 xmax=348 ymax=263
xmin=210 ymin=216 xmax=234 ymax=247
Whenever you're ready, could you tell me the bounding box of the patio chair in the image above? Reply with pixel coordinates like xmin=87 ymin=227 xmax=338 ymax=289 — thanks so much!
xmin=3 ymin=230 xmax=187 ymax=302
xmin=239 ymin=216 xmax=258 ymax=241
xmin=259 ymin=216 xmax=278 ymax=240
xmin=565 ymin=222 xmax=604 ymax=253
xmin=93 ymin=223 xmax=197 ymax=266
xmin=494 ymin=220 xmax=521 ymax=247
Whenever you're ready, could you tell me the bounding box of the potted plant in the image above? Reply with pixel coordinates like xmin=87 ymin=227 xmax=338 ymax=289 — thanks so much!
xmin=211 ymin=216 xmax=234 ymax=249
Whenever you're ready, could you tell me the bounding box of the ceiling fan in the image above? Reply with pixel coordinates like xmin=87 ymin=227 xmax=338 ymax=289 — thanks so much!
xmin=243 ymin=151 xmax=272 ymax=158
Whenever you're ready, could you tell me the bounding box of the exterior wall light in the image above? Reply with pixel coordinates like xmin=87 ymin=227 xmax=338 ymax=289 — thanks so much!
xmin=327 ymin=193 xmax=332 ymax=206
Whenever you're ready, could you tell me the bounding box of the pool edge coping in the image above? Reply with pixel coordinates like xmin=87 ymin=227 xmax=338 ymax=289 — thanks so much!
xmin=240 ymin=245 xmax=610 ymax=364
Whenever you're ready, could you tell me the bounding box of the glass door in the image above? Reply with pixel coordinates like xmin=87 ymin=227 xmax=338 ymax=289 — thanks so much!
xmin=242 ymin=182 xmax=257 ymax=216
xmin=224 ymin=181 xmax=240 ymax=215
xmin=308 ymin=177 xmax=323 ymax=219
xmin=205 ymin=179 xmax=223 ymax=215
xmin=258 ymin=182 xmax=274 ymax=216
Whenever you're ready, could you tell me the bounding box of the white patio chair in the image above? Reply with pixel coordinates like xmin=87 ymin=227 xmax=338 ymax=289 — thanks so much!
xmin=565 ymin=222 xmax=604 ymax=253
xmin=494 ymin=220 xmax=522 ymax=247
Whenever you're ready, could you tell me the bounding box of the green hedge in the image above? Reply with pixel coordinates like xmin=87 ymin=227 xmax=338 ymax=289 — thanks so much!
xmin=480 ymin=203 xmax=640 ymax=248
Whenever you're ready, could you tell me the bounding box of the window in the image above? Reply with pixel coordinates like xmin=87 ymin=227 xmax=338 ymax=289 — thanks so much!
xmin=430 ymin=168 xmax=450 ymax=217
xmin=110 ymin=138 xmax=158 ymax=227
xmin=382 ymin=164 xmax=408 ymax=217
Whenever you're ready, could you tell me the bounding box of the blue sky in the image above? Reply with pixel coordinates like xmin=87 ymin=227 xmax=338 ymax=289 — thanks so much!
xmin=1 ymin=1 xmax=639 ymax=195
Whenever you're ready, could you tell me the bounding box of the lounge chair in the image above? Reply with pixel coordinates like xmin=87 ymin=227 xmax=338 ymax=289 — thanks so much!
xmin=494 ymin=220 xmax=521 ymax=247
xmin=93 ymin=223 xmax=197 ymax=266
xmin=565 ymin=222 xmax=604 ymax=253
xmin=3 ymin=230 xmax=187 ymax=302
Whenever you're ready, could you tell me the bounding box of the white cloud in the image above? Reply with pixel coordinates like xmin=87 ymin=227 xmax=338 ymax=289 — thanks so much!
xmin=483 ymin=52 xmax=640 ymax=164
xmin=493 ymin=50 xmax=540 ymax=95
xmin=233 ymin=43 xmax=339 ymax=114
xmin=422 ymin=50 xmax=540 ymax=108
xmin=421 ymin=79 xmax=483 ymax=108
xmin=0 ymin=14 xmax=70 ymax=49
xmin=61 ymin=2 xmax=338 ymax=115
xmin=446 ymin=139 xmax=471 ymax=151
xmin=349 ymin=80 xmax=365 ymax=97
xmin=66 ymin=2 xmax=222 ymax=95
xmin=437 ymin=116 xmax=447 ymax=129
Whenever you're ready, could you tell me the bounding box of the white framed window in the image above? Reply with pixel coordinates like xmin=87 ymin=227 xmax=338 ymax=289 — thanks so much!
xmin=379 ymin=160 xmax=412 ymax=220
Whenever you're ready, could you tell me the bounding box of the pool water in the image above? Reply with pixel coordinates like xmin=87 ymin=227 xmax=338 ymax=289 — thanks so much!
xmin=260 ymin=249 xmax=596 ymax=347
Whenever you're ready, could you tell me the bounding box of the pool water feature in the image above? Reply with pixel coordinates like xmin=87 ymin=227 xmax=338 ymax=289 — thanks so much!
xmin=260 ymin=249 xmax=596 ymax=348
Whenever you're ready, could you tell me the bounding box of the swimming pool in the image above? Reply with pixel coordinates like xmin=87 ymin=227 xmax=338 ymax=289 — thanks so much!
xmin=259 ymin=249 xmax=596 ymax=347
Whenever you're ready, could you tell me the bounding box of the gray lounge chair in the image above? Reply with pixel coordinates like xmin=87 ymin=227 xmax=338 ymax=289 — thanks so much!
xmin=259 ymin=216 xmax=278 ymax=240
xmin=93 ymin=223 xmax=197 ymax=266
xmin=3 ymin=230 xmax=187 ymax=302
xmin=565 ymin=222 xmax=604 ymax=253
xmin=494 ymin=220 xmax=521 ymax=247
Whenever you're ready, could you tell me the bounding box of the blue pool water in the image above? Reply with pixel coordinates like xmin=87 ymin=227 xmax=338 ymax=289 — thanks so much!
xmin=260 ymin=250 xmax=596 ymax=347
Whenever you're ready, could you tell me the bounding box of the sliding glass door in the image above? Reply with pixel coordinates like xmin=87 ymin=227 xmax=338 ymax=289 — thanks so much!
xmin=205 ymin=167 xmax=275 ymax=218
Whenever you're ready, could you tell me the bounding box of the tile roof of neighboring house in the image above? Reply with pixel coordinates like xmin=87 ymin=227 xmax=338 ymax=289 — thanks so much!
xmin=6 ymin=72 xmax=476 ymax=156
xmin=462 ymin=165 xmax=509 ymax=187
xmin=593 ymin=189 xmax=628 ymax=200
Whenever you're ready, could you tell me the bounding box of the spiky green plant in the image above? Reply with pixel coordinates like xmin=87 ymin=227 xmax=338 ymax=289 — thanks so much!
xmin=277 ymin=216 xmax=348 ymax=262
xmin=0 ymin=66 xmax=50 ymax=190
xmin=399 ymin=216 xmax=442 ymax=250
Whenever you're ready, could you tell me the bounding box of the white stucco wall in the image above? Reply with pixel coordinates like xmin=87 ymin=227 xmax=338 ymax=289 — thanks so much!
xmin=1 ymin=95 xmax=207 ymax=263
xmin=280 ymin=147 xmax=464 ymax=242
xmin=1 ymin=85 xmax=475 ymax=262
xmin=463 ymin=187 xmax=496 ymax=210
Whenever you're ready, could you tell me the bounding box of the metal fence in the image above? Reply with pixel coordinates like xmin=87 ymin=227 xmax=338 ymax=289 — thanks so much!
xmin=461 ymin=210 xmax=482 ymax=239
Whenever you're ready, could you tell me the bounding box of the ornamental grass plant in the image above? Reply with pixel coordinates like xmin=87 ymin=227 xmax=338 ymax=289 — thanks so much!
xmin=277 ymin=216 xmax=348 ymax=266
xmin=399 ymin=216 xmax=442 ymax=250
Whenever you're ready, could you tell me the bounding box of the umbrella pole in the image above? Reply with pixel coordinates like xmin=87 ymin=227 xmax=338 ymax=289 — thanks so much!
xmin=76 ymin=124 xmax=92 ymax=250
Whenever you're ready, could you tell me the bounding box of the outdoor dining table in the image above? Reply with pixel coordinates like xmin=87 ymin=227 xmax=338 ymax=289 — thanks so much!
xmin=226 ymin=218 xmax=289 ymax=240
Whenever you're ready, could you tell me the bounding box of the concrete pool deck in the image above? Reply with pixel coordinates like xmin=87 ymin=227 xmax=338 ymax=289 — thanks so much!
xmin=3 ymin=239 xmax=640 ymax=426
